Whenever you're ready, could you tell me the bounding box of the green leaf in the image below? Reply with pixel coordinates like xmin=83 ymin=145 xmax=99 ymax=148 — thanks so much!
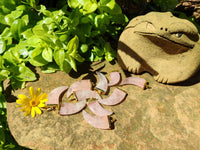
xmin=21 ymin=28 xmax=34 ymax=39
xmin=38 ymin=5 xmax=53 ymax=17
xmin=67 ymin=35 xmax=79 ymax=54
xmin=68 ymin=0 xmax=81 ymax=8
xmin=98 ymin=0 xmax=122 ymax=14
xmin=41 ymin=63 xmax=59 ymax=73
xmin=42 ymin=47 xmax=53 ymax=62
xmin=66 ymin=35 xmax=85 ymax=62
xmin=0 ymin=70 xmax=10 ymax=82
xmin=10 ymin=19 xmax=26 ymax=39
xmin=110 ymin=14 xmax=129 ymax=24
xmin=69 ymin=8 xmax=81 ymax=27
xmin=65 ymin=53 xmax=77 ymax=71
xmin=0 ymin=39 xmax=6 ymax=54
xmin=30 ymin=46 xmax=43 ymax=58
xmin=24 ymin=0 xmax=37 ymax=7
xmin=92 ymin=46 xmax=104 ymax=56
xmin=11 ymin=63 xmax=36 ymax=81
xmin=0 ymin=27 xmax=11 ymax=38
xmin=72 ymin=53 xmax=85 ymax=62
xmin=77 ymin=0 xmax=87 ymax=5
xmin=59 ymin=34 xmax=69 ymax=42
xmin=16 ymin=5 xmax=27 ymax=11
xmin=91 ymin=46 xmax=104 ymax=61
xmin=72 ymin=23 xmax=92 ymax=42
xmin=18 ymin=48 xmax=28 ymax=59
xmin=29 ymin=46 xmax=49 ymax=66
xmin=83 ymin=0 xmax=98 ymax=14
xmin=54 ymin=48 xmax=65 ymax=70
xmin=4 ymin=15 xmax=14 ymax=26
xmin=0 ymin=82 xmax=6 ymax=104
xmin=0 ymin=127 xmax=5 ymax=144
xmin=42 ymin=17 xmax=53 ymax=25
xmin=54 ymin=38 xmax=64 ymax=48
xmin=80 ymin=16 xmax=90 ymax=24
xmin=25 ymin=35 xmax=41 ymax=47
xmin=0 ymin=103 xmax=6 ymax=109
xmin=94 ymin=14 xmax=110 ymax=31
xmin=0 ymin=56 xmax=5 ymax=69
xmin=52 ymin=9 xmax=65 ymax=18
xmin=37 ymin=5 xmax=46 ymax=14
xmin=43 ymin=10 xmax=53 ymax=17
xmin=3 ymin=48 xmax=21 ymax=65
xmin=32 ymin=24 xmax=56 ymax=48
xmin=0 ymin=0 xmax=16 ymax=12
xmin=21 ymin=14 xmax=29 ymax=25
xmin=4 ymin=10 xmax=23 ymax=25
xmin=62 ymin=59 xmax=72 ymax=73
xmin=80 ymin=44 xmax=88 ymax=53
xmin=54 ymin=48 xmax=72 ymax=73
xmin=104 ymin=42 xmax=116 ymax=61
xmin=10 ymin=77 xmax=26 ymax=89
xmin=89 ymin=51 xmax=95 ymax=61
xmin=29 ymin=55 xmax=49 ymax=66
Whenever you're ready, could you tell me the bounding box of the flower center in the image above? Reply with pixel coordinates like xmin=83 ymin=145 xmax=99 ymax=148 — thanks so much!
xmin=30 ymin=100 xmax=38 ymax=107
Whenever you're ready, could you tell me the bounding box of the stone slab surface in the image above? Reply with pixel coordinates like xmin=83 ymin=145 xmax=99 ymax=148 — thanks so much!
xmin=5 ymin=61 xmax=200 ymax=150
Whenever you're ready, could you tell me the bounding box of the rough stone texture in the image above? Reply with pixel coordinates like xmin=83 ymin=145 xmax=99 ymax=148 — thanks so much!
xmin=5 ymin=61 xmax=200 ymax=150
xmin=118 ymin=11 xmax=200 ymax=84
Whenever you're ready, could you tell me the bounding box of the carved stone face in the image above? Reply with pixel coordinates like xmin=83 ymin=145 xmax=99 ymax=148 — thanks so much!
xmin=117 ymin=12 xmax=200 ymax=84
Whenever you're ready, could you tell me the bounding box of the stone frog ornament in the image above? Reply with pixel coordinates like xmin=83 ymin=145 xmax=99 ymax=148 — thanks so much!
xmin=117 ymin=12 xmax=200 ymax=84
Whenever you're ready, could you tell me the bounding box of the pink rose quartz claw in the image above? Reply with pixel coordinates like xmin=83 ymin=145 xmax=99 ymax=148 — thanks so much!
xmin=87 ymin=100 xmax=113 ymax=116
xmin=59 ymin=100 xmax=86 ymax=115
xmin=67 ymin=80 xmax=91 ymax=98
xmin=120 ymin=76 xmax=147 ymax=89
xmin=46 ymin=86 xmax=68 ymax=106
xmin=82 ymin=110 xmax=111 ymax=129
xmin=75 ymin=90 xmax=102 ymax=101
xmin=108 ymin=72 xmax=121 ymax=86
xmin=98 ymin=88 xmax=127 ymax=106
xmin=95 ymin=72 xmax=108 ymax=93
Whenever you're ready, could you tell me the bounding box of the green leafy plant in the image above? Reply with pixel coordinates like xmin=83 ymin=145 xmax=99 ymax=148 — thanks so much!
xmin=0 ymin=0 xmax=128 ymax=90
xmin=0 ymin=0 xmax=128 ymax=148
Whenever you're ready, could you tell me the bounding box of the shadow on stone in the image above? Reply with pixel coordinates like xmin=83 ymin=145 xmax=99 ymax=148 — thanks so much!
xmin=4 ymin=81 xmax=17 ymax=103
xmin=27 ymin=63 xmax=40 ymax=82
xmin=172 ymin=70 xmax=200 ymax=86
xmin=69 ymin=61 xmax=106 ymax=85
xmin=69 ymin=61 xmax=93 ymax=79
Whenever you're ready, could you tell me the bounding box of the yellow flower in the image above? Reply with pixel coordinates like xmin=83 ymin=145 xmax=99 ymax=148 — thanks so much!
xmin=16 ymin=87 xmax=48 ymax=117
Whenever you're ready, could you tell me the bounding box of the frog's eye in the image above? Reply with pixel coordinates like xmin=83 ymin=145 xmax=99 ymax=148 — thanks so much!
xmin=175 ymin=33 xmax=183 ymax=38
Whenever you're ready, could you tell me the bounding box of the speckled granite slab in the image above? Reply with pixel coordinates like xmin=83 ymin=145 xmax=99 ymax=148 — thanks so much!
xmin=5 ymin=61 xmax=200 ymax=150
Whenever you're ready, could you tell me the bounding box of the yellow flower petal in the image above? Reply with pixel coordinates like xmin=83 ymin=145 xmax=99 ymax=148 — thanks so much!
xmin=24 ymin=107 xmax=31 ymax=116
xmin=29 ymin=87 xmax=34 ymax=99
xmin=20 ymin=108 xmax=26 ymax=112
xmin=18 ymin=94 xmax=29 ymax=100
xmin=38 ymin=103 xmax=46 ymax=108
xmin=36 ymin=88 xmax=41 ymax=97
xmin=31 ymin=107 xmax=36 ymax=117
xmin=34 ymin=107 xmax=42 ymax=115
xmin=16 ymin=99 xmax=24 ymax=104
xmin=17 ymin=87 xmax=47 ymax=117
xmin=38 ymin=93 xmax=48 ymax=100
xmin=40 ymin=99 xmax=48 ymax=103
xmin=16 ymin=98 xmax=29 ymax=104
xmin=16 ymin=105 xmax=24 ymax=107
